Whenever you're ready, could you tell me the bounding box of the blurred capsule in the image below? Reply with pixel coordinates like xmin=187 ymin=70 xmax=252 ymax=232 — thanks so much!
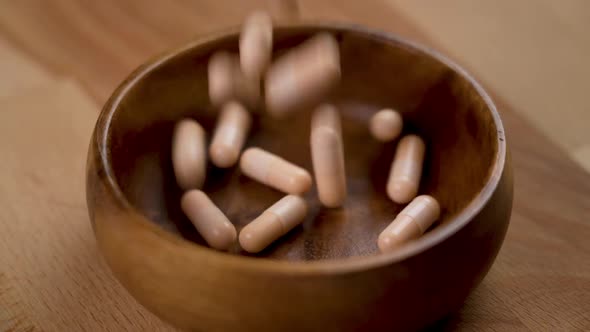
xmin=240 ymin=10 xmax=273 ymax=80
xmin=181 ymin=190 xmax=237 ymax=250
xmin=387 ymin=135 xmax=425 ymax=204
xmin=172 ymin=119 xmax=207 ymax=190
xmin=378 ymin=195 xmax=440 ymax=252
xmin=208 ymin=51 xmax=260 ymax=108
xmin=240 ymin=147 xmax=312 ymax=194
xmin=370 ymin=108 xmax=403 ymax=142
xmin=310 ymin=104 xmax=347 ymax=207
xmin=239 ymin=195 xmax=307 ymax=253
xmin=268 ymin=0 xmax=300 ymax=22
xmin=210 ymin=102 xmax=252 ymax=168
xmin=265 ymin=33 xmax=340 ymax=117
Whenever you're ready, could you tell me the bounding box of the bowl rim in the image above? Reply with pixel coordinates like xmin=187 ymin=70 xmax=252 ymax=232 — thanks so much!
xmin=94 ymin=22 xmax=507 ymax=275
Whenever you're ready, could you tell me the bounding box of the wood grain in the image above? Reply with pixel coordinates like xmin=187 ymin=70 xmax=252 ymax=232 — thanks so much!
xmin=387 ymin=0 xmax=590 ymax=165
xmin=0 ymin=0 xmax=424 ymax=103
xmin=572 ymin=145 xmax=590 ymax=174
xmin=0 ymin=80 xmax=174 ymax=331
xmin=0 ymin=0 xmax=588 ymax=331
xmin=0 ymin=36 xmax=53 ymax=99
xmin=443 ymin=100 xmax=590 ymax=331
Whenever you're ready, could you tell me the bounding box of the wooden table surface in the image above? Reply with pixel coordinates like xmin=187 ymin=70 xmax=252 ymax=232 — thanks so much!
xmin=0 ymin=1 xmax=588 ymax=331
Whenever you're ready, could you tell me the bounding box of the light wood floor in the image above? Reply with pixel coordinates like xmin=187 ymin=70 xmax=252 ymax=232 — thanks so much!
xmin=386 ymin=0 xmax=590 ymax=172
xmin=0 ymin=2 xmax=589 ymax=331
xmin=2 ymin=0 xmax=588 ymax=172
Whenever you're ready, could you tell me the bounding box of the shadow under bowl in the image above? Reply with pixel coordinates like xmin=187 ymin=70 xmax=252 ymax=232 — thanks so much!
xmin=86 ymin=23 xmax=513 ymax=331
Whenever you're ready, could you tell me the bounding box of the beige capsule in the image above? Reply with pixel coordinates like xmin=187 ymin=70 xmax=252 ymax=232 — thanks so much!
xmin=208 ymin=51 xmax=260 ymax=108
xmin=369 ymin=108 xmax=403 ymax=142
xmin=208 ymin=52 xmax=234 ymax=106
xmin=239 ymin=10 xmax=273 ymax=80
xmin=240 ymin=147 xmax=312 ymax=194
xmin=378 ymin=195 xmax=440 ymax=252
xmin=171 ymin=119 xmax=207 ymax=190
xmin=310 ymin=104 xmax=347 ymax=207
xmin=209 ymin=102 xmax=252 ymax=168
xmin=268 ymin=0 xmax=300 ymax=22
xmin=387 ymin=134 xmax=425 ymax=204
xmin=181 ymin=190 xmax=237 ymax=250
xmin=264 ymin=33 xmax=340 ymax=117
xmin=239 ymin=195 xmax=307 ymax=253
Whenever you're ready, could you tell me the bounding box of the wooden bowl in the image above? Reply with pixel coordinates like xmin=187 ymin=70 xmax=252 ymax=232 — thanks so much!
xmin=86 ymin=23 xmax=512 ymax=331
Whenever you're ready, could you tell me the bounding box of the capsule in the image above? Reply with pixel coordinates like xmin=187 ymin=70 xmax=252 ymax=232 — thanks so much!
xmin=209 ymin=102 xmax=252 ymax=168
xmin=387 ymin=135 xmax=425 ymax=204
xmin=310 ymin=104 xmax=347 ymax=207
xmin=208 ymin=51 xmax=260 ymax=108
xmin=369 ymin=109 xmax=403 ymax=142
xmin=269 ymin=0 xmax=300 ymax=22
xmin=265 ymin=33 xmax=340 ymax=117
xmin=239 ymin=10 xmax=273 ymax=80
xmin=378 ymin=195 xmax=440 ymax=252
xmin=181 ymin=190 xmax=237 ymax=250
xmin=240 ymin=147 xmax=312 ymax=194
xmin=239 ymin=195 xmax=307 ymax=253
xmin=172 ymin=119 xmax=207 ymax=190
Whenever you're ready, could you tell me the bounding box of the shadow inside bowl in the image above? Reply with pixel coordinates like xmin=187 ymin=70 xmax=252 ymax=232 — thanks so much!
xmin=106 ymin=26 xmax=498 ymax=261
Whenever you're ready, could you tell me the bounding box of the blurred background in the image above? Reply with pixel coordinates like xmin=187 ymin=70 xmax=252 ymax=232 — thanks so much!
xmin=1 ymin=1 xmax=589 ymax=331
xmin=1 ymin=0 xmax=588 ymax=171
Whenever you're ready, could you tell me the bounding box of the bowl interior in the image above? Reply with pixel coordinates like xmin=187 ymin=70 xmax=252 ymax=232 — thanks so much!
xmin=105 ymin=26 xmax=498 ymax=261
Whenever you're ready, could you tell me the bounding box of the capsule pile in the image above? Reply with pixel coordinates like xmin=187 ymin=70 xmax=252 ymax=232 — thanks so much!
xmin=172 ymin=11 xmax=441 ymax=254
